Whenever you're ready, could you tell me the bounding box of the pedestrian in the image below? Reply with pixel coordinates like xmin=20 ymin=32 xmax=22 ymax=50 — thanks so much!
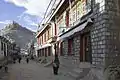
xmin=52 ymin=55 xmax=60 ymax=75
xmin=4 ymin=58 xmax=8 ymax=73
xmin=4 ymin=65 xmax=8 ymax=73
xmin=18 ymin=56 xmax=22 ymax=63
xmin=26 ymin=57 xmax=29 ymax=63
xmin=13 ymin=57 xmax=16 ymax=64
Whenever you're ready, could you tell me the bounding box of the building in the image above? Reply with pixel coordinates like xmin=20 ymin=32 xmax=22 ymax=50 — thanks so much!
xmin=36 ymin=22 xmax=57 ymax=62
xmin=0 ymin=36 xmax=15 ymax=68
xmin=37 ymin=0 xmax=120 ymax=80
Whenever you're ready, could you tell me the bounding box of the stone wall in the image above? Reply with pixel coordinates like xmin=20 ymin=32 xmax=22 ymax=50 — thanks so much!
xmin=90 ymin=0 xmax=120 ymax=69
xmin=104 ymin=0 xmax=120 ymax=67
xmin=103 ymin=0 xmax=120 ymax=79
xmin=73 ymin=36 xmax=80 ymax=56
xmin=60 ymin=36 xmax=80 ymax=69
xmin=62 ymin=40 xmax=68 ymax=55
xmin=90 ymin=0 xmax=107 ymax=69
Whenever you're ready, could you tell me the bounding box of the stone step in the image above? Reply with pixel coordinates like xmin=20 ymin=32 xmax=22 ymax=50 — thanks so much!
xmin=79 ymin=62 xmax=91 ymax=68
xmin=67 ymin=68 xmax=83 ymax=79
xmin=44 ymin=61 xmax=52 ymax=67
xmin=67 ymin=68 xmax=90 ymax=80
xmin=73 ymin=68 xmax=83 ymax=74
xmin=68 ymin=71 xmax=79 ymax=79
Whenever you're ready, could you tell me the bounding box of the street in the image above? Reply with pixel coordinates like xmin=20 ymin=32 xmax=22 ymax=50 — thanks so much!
xmin=0 ymin=59 xmax=73 ymax=80
xmin=0 ymin=0 xmax=120 ymax=80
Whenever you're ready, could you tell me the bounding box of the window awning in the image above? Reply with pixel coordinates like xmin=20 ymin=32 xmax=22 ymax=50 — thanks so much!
xmin=37 ymin=44 xmax=51 ymax=50
xmin=57 ymin=18 xmax=93 ymax=41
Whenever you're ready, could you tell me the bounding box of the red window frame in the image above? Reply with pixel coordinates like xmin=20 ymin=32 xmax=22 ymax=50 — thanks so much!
xmin=66 ymin=10 xmax=69 ymax=27
xmin=68 ymin=39 xmax=73 ymax=55
xmin=55 ymin=23 xmax=57 ymax=35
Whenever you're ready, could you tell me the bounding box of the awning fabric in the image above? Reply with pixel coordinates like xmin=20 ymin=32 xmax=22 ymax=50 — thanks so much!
xmin=58 ymin=18 xmax=93 ymax=41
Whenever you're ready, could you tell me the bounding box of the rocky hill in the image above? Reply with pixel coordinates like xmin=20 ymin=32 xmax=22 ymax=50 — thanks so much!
xmin=0 ymin=21 xmax=36 ymax=49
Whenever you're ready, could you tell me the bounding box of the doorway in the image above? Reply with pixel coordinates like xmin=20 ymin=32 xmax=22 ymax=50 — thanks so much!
xmin=80 ymin=32 xmax=92 ymax=63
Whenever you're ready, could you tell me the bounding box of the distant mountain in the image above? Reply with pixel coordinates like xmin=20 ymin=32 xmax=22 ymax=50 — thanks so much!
xmin=0 ymin=21 xmax=36 ymax=49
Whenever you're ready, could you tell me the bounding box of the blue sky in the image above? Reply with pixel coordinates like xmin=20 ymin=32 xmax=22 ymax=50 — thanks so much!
xmin=0 ymin=0 xmax=50 ymax=32
xmin=0 ymin=0 xmax=61 ymax=32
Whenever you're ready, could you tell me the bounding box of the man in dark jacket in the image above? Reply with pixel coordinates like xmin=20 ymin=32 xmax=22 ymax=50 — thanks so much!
xmin=18 ymin=56 xmax=22 ymax=63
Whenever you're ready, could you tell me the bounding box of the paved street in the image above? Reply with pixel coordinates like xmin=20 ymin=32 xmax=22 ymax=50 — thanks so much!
xmin=0 ymin=59 xmax=73 ymax=80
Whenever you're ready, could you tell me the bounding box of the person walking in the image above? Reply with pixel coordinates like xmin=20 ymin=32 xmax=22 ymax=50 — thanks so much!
xmin=18 ymin=56 xmax=22 ymax=63
xmin=4 ymin=57 xmax=8 ymax=73
xmin=52 ymin=55 xmax=60 ymax=75
xmin=26 ymin=56 xmax=29 ymax=63
xmin=13 ymin=57 xmax=16 ymax=64
xmin=4 ymin=64 xmax=8 ymax=73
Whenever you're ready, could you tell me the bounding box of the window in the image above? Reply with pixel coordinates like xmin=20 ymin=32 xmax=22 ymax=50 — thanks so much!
xmin=1 ymin=42 xmax=3 ymax=51
xmin=48 ymin=30 xmax=49 ymax=39
xmin=49 ymin=28 xmax=51 ymax=38
xmin=119 ymin=0 xmax=120 ymax=9
xmin=66 ymin=10 xmax=69 ymax=27
xmin=39 ymin=37 xmax=41 ymax=45
xmin=68 ymin=38 xmax=73 ymax=55
xmin=70 ymin=4 xmax=77 ymax=26
xmin=37 ymin=38 xmax=39 ymax=45
xmin=60 ymin=42 xmax=63 ymax=56
xmin=45 ymin=48 xmax=47 ymax=57
xmin=117 ymin=0 xmax=120 ymax=15
xmin=46 ymin=30 xmax=48 ymax=40
xmin=44 ymin=32 xmax=46 ymax=42
xmin=40 ymin=37 xmax=41 ymax=44
xmin=48 ymin=47 xmax=51 ymax=56
xmin=42 ymin=35 xmax=43 ymax=44
xmin=55 ymin=23 xmax=57 ymax=35
xmin=85 ymin=0 xmax=91 ymax=12
xmin=77 ymin=0 xmax=91 ymax=20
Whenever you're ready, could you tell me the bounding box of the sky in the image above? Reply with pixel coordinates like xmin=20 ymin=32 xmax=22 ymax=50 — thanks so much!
xmin=0 ymin=0 xmax=51 ymax=32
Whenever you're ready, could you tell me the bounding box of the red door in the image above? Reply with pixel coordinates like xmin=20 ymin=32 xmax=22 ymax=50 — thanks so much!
xmin=68 ymin=39 xmax=73 ymax=55
xmin=80 ymin=33 xmax=92 ymax=63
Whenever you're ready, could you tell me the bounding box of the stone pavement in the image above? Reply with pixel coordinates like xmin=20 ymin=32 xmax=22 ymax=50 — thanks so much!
xmin=0 ymin=66 xmax=9 ymax=80
xmin=0 ymin=59 xmax=73 ymax=80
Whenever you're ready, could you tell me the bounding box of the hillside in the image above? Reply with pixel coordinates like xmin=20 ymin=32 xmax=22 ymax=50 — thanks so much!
xmin=1 ymin=21 xmax=36 ymax=49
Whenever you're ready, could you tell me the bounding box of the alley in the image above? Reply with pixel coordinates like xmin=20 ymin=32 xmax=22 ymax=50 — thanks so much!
xmin=0 ymin=59 xmax=73 ymax=80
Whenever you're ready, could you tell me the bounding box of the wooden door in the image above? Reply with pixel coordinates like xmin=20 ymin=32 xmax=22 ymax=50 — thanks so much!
xmin=80 ymin=33 xmax=92 ymax=63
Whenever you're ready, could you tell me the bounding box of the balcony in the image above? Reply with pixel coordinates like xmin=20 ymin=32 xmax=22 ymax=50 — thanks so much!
xmin=47 ymin=36 xmax=57 ymax=43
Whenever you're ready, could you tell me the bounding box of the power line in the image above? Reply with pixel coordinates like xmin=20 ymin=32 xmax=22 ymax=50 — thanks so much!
xmin=45 ymin=0 xmax=56 ymax=19
xmin=46 ymin=0 xmax=62 ymax=24
xmin=39 ymin=0 xmax=54 ymax=27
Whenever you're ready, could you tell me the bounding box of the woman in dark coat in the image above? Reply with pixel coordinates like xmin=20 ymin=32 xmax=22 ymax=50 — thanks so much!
xmin=26 ymin=56 xmax=29 ymax=63
xmin=53 ymin=55 xmax=60 ymax=75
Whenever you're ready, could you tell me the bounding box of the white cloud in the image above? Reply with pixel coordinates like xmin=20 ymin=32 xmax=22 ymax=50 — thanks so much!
xmin=0 ymin=20 xmax=12 ymax=24
xmin=4 ymin=0 xmax=61 ymax=19
xmin=23 ymin=15 xmax=38 ymax=27
xmin=26 ymin=26 xmax=37 ymax=32
xmin=30 ymin=22 xmax=38 ymax=26
xmin=4 ymin=0 xmax=50 ymax=18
